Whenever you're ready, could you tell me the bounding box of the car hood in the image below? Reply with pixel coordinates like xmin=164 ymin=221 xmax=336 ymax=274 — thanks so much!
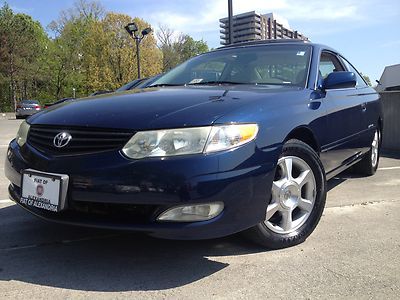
xmin=29 ymin=86 xmax=303 ymax=130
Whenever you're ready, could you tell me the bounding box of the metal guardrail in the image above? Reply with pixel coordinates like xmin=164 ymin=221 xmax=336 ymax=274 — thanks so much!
xmin=381 ymin=91 xmax=400 ymax=151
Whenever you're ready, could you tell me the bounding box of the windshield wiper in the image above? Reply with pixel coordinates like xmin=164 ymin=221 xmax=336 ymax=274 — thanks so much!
xmin=150 ymin=81 xmax=247 ymax=87
xmin=187 ymin=81 xmax=246 ymax=86
xmin=149 ymin=83 xmax=184 ymax=88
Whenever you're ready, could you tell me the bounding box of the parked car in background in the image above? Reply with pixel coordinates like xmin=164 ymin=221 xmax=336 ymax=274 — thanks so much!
xmin=15 ymin=100 xmax=41 ymax=119
xmin=135 ymin=74 xmax=163 ymax=89
xmin=116 ymin=78 xmax=147 ymax=92
xmin=42 ymin=77 xmax=161 ymax=110
xmin=44 ymin=98 xmax=75 ymax=109
xmin=116 ymin=74 xmax=162 ymax=92
xmin=5 ymin=40 xmax=382 ymax=249
xmin=90 ymin=90 xmax=113 ymax=96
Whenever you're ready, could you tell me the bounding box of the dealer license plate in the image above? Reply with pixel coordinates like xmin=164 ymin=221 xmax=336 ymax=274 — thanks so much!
xmin=21 ymin=170 xmax=69 ymax=212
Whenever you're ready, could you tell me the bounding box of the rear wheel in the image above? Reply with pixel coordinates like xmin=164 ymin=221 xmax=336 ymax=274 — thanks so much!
xmin=245 ymin=139 xmax=327 ymax=249
xmin=353 ymin=128 xmax=381 ymax=176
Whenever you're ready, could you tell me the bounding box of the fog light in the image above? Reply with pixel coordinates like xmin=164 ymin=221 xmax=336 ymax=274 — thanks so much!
xmin=157 ymin=202 xmax=224 ymax=222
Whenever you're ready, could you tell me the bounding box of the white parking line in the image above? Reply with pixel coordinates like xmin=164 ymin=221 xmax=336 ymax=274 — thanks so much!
xmin=378 ymin=166 xmax=400 ymax=171
xmin=0 ymin=199 xmax=13 ymax=204
xmin=0 ymin=145 xmax=9 ymax=148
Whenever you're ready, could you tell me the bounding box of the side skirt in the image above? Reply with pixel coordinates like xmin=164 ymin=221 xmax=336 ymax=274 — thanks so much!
xmin=325 ymin=151 xmax=366 ymax=180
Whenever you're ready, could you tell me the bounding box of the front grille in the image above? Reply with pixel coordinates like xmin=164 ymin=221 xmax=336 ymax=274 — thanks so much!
xmin=27 ymin=125 xmax=134 ymax=156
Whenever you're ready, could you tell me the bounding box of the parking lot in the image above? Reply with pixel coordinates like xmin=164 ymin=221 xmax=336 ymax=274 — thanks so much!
xmin=0 ymin=118 xmax=399 ymax=299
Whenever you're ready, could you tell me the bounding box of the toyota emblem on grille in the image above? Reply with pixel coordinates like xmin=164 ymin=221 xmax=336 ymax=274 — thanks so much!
xmin=53 ymin=132 xmax=72 ymax=148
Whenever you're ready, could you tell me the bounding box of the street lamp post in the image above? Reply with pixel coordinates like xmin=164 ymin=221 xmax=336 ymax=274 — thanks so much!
xmin=124 ymin=22 xmax=152 ymax=79
xmin=228 ymin=0 xmax=233 ymax=44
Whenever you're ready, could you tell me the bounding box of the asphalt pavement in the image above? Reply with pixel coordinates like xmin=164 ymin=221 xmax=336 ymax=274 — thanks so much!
xmin=0 ymin=118 xmax=399 ymax=299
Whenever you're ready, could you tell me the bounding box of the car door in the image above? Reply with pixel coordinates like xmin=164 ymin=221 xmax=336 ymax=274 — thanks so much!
xmin=318 ymin=51 xmax=365 ymax=174
xmin=339 ymin=55 xmax=377 ymax=152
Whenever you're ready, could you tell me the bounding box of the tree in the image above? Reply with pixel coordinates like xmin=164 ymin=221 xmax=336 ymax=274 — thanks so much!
xmin=46 ymin=20 xmax=87 ymax=99
xmin=48 ymin=0 xmax=104 ymax=35
xmin=46 ymin=1 xmax=108 ymax=98
xmin=157 ymin=24 xmax=209 ymax=72
xmin=47 ymin=3 xmax=162 ymax=97
xmin=179 ymin=35 xmax=209 ymax=62
xmin=157 ymin=24 xmax=179 ymax=71
xmin=0 ymin=3 xmax=50 ymax=111
xmin=361 ymin=73 xmax=372 ymax=86
xmin=0 ymin=1 xmax=205 ymax=111
xmin=101 ymin=14 xmax=162 ymax=89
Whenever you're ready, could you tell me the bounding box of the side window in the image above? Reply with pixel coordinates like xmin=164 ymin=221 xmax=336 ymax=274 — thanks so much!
xmin=319 ymin=52 xmax=344 ymax=79
xmin=339 ymin=56 xmax=368 ymax=88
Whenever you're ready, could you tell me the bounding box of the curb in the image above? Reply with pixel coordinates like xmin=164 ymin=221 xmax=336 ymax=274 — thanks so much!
xmin=0 ymin=113 xmax=16 ymax=120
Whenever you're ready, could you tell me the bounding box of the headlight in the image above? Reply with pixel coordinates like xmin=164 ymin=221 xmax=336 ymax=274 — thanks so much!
xmin=16 ymin=121 xmax=30 ymax=147
xmin=204 ymin=124 xmax=259 ymax=153
xmin=122 ymin=123 xmax=258 ymax=159
xmin=122 ymin=127 xmax=210 ymax=159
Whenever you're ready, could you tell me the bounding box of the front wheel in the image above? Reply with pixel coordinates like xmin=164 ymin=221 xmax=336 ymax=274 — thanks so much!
xmin=245 ymin=139 xmax=327 ymax=249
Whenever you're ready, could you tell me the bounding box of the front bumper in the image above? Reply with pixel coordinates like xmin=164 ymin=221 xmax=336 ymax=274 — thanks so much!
xmin=5 ymin=139 xmax=280 ymax=239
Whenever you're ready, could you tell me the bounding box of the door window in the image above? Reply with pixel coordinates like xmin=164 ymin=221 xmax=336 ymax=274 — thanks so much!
xmin=319 ymin=52 xmax=344 ymax=79
xmin=339 ymin=56 xmax=368 ymax=87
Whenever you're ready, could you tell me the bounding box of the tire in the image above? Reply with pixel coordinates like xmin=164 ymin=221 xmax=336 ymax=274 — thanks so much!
xmin=245 ymin=139 xmax=327 ymax=249
xmin=352 ymin=128 xmax=381 ymax=176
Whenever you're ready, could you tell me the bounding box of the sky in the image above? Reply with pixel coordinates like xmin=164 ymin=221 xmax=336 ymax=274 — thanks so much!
xmin=3 ymin=0 xmax=400 ymax=83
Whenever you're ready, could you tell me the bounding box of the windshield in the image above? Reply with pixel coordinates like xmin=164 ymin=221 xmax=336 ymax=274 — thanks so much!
xmin=150 ymin=44 xmax=312 ymax=88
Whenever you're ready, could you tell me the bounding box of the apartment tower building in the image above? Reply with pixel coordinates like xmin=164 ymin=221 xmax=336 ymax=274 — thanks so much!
xmin=220 ymin=11 xmax=308 ymax=45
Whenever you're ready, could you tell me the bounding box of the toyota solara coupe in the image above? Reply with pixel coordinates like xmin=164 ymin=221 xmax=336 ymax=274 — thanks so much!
xmin=5 ymin=40 xmax=382 ymax=249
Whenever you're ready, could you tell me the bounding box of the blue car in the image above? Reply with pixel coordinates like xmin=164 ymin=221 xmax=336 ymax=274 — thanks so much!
xmin=5 ymin=40 xmax=382 ymax=249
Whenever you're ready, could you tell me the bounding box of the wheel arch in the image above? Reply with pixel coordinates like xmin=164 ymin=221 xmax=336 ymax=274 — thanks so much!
xmin=284 ymin=126 xmax=321 ymax=154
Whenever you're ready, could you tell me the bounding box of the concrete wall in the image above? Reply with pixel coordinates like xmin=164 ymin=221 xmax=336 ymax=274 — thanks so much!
xmin=381 ymin=91 xmax=400 ymax=151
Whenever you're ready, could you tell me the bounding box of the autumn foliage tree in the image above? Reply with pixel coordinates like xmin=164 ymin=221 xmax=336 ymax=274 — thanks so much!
xmin=0 ymin=0 xmax=208 ymax=112
xmin=47 ymin=1 xmax=163 ymax=99
xmin=101 ymin=14 xmax=162 ymax=90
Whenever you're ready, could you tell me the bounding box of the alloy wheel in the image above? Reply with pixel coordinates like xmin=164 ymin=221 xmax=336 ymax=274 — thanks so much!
xmin=265 ymin=156 xmax=317 ymax=234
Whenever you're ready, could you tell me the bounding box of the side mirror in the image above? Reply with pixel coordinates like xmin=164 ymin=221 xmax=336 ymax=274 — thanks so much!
xmin=323 ymin=71 xmax=356 ymax=90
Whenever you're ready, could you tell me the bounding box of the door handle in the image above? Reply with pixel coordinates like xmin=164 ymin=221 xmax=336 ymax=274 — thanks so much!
xmin=361 ymin=103 xmax=367 ymax=112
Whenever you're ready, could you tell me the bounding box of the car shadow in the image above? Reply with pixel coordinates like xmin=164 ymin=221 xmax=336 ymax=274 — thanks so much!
xmin=327 ymin=177 xmax=346 ymax=191
xmin=0 ymin=204 xmax=266 ymax=292
xmin=327 ymin=165 xmax=378 ymax=191
xmin=326 ymin=168 xmax=358 ymax=191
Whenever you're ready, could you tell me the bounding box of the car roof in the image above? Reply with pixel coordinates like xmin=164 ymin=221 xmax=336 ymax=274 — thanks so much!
xmin=213 ymin=39 xmax=337 ymax=54
xmin=209 ymin=39 xmax=344 ymax=62
xmin=219 ymin=39 xmax=309 ymax=49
